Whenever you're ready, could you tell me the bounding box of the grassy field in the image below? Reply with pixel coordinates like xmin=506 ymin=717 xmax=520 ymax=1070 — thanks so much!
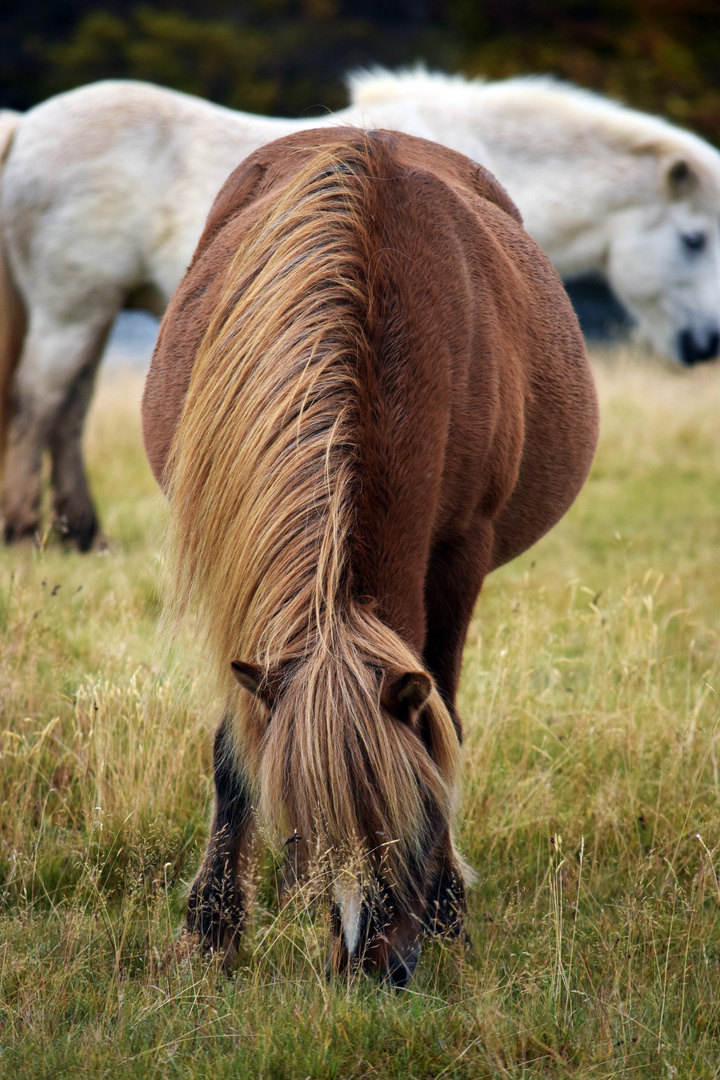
xmin=1 ymin=347 xmax=720 ymax=1078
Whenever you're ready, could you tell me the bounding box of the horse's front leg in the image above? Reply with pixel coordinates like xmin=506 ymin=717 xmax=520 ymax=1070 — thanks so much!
xmin=423 ymin=827 xmax=467 ymax=939
xmin=420 ymin=526 xmax=492 ymax=934
xmin=185 ymin=713 xmax=256 ymax=964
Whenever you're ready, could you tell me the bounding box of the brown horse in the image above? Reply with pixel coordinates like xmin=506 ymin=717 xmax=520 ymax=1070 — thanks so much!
xmin=142 ymin=128 xmax=598 ymax=987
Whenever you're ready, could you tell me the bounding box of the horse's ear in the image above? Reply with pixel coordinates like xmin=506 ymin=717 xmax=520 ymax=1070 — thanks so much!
xmin=231 ymin=660 xmax=271 ymax=704
xmin=381 ymin=669 xmax=432 ymax=722
xmin=667 ymin=159 xmax=697 ymax=198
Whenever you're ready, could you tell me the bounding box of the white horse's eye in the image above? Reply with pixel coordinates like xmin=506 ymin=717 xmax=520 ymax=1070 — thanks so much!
xmin=681 ymin=231 xmax=707 ymax=253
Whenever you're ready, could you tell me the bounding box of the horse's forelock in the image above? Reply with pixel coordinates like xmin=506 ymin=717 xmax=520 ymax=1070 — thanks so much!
xmin=256 ymin=608 xmax=459 ymax=894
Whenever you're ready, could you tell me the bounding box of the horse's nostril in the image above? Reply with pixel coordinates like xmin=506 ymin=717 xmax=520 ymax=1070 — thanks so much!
xmin=386 ymin=955 xmax=412 ymax=989
xmin=386 ymin=943 xmax=421 ymax=990
xmin=679 ymin=328 xmax=720 ymax=365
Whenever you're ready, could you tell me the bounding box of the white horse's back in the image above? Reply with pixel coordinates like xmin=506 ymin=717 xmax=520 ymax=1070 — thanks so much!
xmin=3 ymin=81 xmax=300 ymax=310
xmin=3 ymin=80 xmax=441 ymax=309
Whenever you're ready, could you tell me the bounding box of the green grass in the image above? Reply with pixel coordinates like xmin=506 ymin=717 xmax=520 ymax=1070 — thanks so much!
xmin=1 ymin=352 xmax=720 ymax=1078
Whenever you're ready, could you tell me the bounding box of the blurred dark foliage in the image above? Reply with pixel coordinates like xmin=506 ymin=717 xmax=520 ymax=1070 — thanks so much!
xmin=1 ymin=0 xmax=719 ymax=145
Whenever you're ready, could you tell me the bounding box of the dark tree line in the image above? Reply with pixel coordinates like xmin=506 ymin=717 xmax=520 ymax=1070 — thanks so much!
xmin=1 ymin=0 xmax=719 ymax=145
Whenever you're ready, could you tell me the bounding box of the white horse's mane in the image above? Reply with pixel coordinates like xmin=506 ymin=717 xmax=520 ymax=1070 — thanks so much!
xmin=349 ymin=66 xmax=720 ymax=198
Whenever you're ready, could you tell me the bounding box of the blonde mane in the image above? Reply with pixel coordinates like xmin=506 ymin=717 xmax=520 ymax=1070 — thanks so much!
xmin=164 ymin=134 xmax=459 ymax=886
xmin=349 ymin=67 xmax=720 ymax=198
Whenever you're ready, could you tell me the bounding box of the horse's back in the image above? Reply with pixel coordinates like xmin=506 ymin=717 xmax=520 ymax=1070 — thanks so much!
xmin=335 ymin=130 xmax=597 ymax=576
xmin=144 ymin=127 xmax=522 ymax=483
xmin=144 ymin=128 xmax=597 ymax=583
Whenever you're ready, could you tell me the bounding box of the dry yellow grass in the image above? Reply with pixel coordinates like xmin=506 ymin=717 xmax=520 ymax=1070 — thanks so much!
xmin=1 ymin=347 xmax=719 ymax=1078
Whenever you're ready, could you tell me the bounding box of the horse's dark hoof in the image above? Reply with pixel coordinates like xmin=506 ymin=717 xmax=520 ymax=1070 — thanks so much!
xmin=183 ymin=913 xmax=243 ymax=968
xmin=53 ymin=512 xmax=99 ymax=552
xmin=3 ymin=520 xmax=39 ymax=546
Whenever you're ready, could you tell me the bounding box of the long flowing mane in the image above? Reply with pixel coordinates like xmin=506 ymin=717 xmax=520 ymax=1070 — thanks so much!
xmin=164 ymin=134 xmax=459 ymax=889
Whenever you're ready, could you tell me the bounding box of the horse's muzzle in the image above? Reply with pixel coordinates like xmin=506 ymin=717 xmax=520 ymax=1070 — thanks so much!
xmin=385 ymin=942 xmax=422 ymax=989
xmin=678 ymin=327 xmax=720 ymax=365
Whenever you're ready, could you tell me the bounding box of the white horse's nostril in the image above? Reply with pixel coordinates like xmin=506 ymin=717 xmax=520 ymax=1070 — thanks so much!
xmin=679 ymin=327 xmax=720 ymax=365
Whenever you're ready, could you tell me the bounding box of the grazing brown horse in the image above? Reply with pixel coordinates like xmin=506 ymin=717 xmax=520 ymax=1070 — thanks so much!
xmin=142 ymin=128 xmax=598 ymax=987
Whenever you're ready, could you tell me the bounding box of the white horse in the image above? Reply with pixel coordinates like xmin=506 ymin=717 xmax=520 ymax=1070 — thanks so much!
xmin=1 ymin=74 xmax=719 ymax=548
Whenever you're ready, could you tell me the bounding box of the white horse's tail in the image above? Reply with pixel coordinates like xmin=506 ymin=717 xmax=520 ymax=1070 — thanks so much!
xmin=0 ymin=110 xmax=25 ymax=465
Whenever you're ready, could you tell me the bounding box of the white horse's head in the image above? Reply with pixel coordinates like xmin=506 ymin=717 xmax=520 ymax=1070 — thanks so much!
xmin=607 ymin=157 xmax=720 ymax=365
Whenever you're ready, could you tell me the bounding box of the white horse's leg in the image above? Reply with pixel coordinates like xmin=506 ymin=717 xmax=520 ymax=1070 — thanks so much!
xmin=2 ymin=314 xmax=112 ymax=547
xmin=47 ymin=358 xmax=104 ymax=550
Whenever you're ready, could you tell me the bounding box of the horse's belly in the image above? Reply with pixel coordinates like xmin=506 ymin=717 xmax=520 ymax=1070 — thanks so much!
xmin=489 ymin=374 xmax=599 ymax=570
